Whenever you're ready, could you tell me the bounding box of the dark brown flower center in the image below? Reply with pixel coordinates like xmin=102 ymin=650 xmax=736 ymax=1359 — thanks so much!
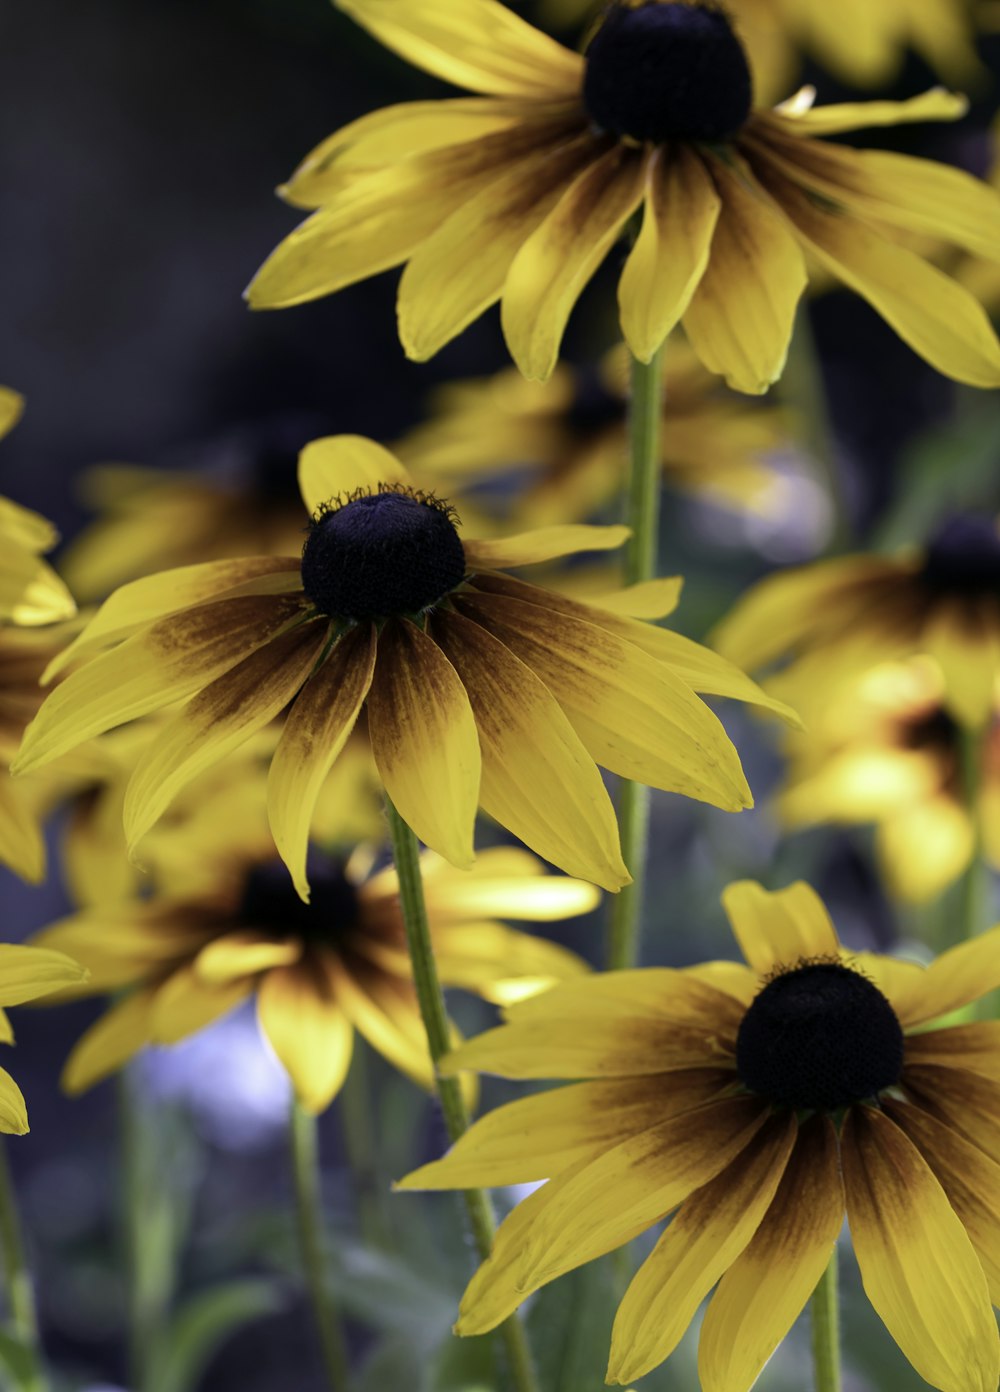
xmin=237 ymin=854 xmax=360 ymax=947
xmin=582 ymin=2 xmax=752 ymax=145
xmin=921 ymin=515 xmax=1000 ymax=598
xmin=735 ymin=961 xmax=904 ymax=1111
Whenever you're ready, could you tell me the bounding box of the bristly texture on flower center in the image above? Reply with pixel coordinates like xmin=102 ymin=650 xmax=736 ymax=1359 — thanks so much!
xmin=300 ymin=486 xmax=466 ymax=621
xmin=237 ymin=853 xmax=361 ymax=946
xmin=583 ymin=1 xmax=753 ymax=145
xmin=921 ymin=515 xmax=1000 ymax=597
xmin=735 ymin=960 xmax=904 ymax=1111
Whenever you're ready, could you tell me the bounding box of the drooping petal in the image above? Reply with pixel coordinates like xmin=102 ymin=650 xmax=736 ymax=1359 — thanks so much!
xmin=123 ymin=621 xmax=326 ymax=853
xmin=62 ymin=989 xmax=159 ymax=1095
xmin=298 ymin=436 xmax=411 ymax=515
xmin=842 ymin=1105 xmax=999 ymax=1392
xmin=331 ymin=960 xmax=435 ymax=1090
xmin=0 ymin=389 xmax=24 ymax=441
xmin=876 ymin=798 xmax=975 ymax=905
xmin=721 ymin=880 xmax=840 ymax=975
xmin=0 ymin=944 xmax=87 ymax=1006
xmin=461 ymin=523 xmax=629 ymax=570
xmin=0 ymin=1069 xmax=27 ymax=1136
xmin=367 ymin=618 xmax=481 ymax=868
xmin=430 ymin=921 xmax=588 ymax=1005
xmin=903 ymin=1065 xmax=1000 ymax=1165
xmin=584 ymin=577 xmax=684 ymax=619
xmin=682 ymin=157 xmax=807 ymax=395
xmin=904 ymin=1023 xmax=1000 ymax=1081
xmin=257 ymin=960 xmax=354 ymax=1113
xmin=923 ymin=598 xmax=1000 ymax=729
xmin=193 ymin=932 xmax=304 ymax=985
xmin=698 ymin=1115 xmax=844 ymax=1392
xmin=150 ymin=965 xmax=253 ymax=1046
xmin=0 ymin=775 xmax=45 ymax=884
xmin=0 ymin=1011 xmax=14 ymax=1046
xmin=418 ymin=843 xmax=600 ymax=923
xmin=455 ymin=1096 xmax=768 ymax=1334
xmin=762 ymin=89 xmax=968 ymax=138
xmin=890 ymin=924 xmax=1000 ymax=1027
xmin=608 ymin=1112 xmax=796 ymax=1385
xmin=0 ymin=554 xmax=76 ymax=627
xmin=431 ymin=610 xmax=628 ymax=890
xmin=268 ymin=625 xmax=378 ymax=902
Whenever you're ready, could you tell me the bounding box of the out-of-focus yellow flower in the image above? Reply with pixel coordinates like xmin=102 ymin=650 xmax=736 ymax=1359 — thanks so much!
xmin=402 ymin=880 xmax=1000 ymax=1392
xmin=248 ymin=0 xmax=1000 ymax=393
xmin=778 ymin=655 xmax=1000 ymax=903
xmin=0 ymin=390 xmax=75 ymax=626
xmin=714 ymin=515 xmax=1000 ymax=730
xmin=35 ymin=844 xmax=597 ymax=1114
xmin=0 ymin=945 xmax=87 ymax=1134
xmin=398 ymin=343 xmax=795 ymax=529
xmin=12 ymin=436 xmax=792 ymax=897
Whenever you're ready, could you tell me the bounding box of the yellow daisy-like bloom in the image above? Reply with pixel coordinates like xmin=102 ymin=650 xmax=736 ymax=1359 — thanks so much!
xmin=779 ymin=656 xmax=1000 ymax=905
xmin=402 ymin=879 xmax=1000 ymax=1392
xmin=0 ymin=390 xmax=75 ymax=626
xmin=714 ymin=515 xmax=1000 ymax=730
xmin=34 ymin=844 xmax=597 ymax=1115
xmin=398 ymin=342 xmax=793 ymax=529
xmin=247 ymin=0 xmax=1000 ymax=393
xmin=0 ymin=945 xmax=87 ymax=1134
xmin=11 ymin=436 xmax=791 ymax=896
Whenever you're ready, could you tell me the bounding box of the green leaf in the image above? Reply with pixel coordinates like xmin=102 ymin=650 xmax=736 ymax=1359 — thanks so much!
xmin=148 ymin=1279 xmax=286 ymax=1392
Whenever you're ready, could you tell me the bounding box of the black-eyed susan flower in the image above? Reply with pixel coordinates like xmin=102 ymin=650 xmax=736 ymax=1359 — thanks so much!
xmin=34 ymin=843 xmax=597 ymax=1114
xmin=402 ymin=879 xmax=1000 ymax=1392
xmin=714 ymin=514 xmax=1000 ymax=730
xmin=778 ymin=656 xmax=1000 ymax=905
xmin=0 ymin=390 xmax=75 ymax=626
xmin=12 ymin=436 xmax=791 ymax=896
xmin=247 ymin=0 xmax=1000 ymax=393
xmin=0 ymin=945 xmax=87 ymax=1134
xmin=398 ymin=342 xmax=794 ymax=529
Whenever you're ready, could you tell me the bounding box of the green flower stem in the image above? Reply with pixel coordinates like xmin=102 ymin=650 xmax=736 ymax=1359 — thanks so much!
xmin=607 ymin=344 xmax=665 ymax=975
xmin=385 ymin=798 xmax=540 ymax=1392
xmin=0 ymin=1138 xmax=45 ymax=1392
xmin=810 ymin=1249 xmax=841 ymax=1392
xmin=958 ymin=724 xmax=990 ymax=949
xmin=784 ymin=306 xmax=850 ymax=554
xmin=289 ymin=1097 xmax=352 ymax=1392
xmin=119 ymin=1068 xmax=173 ymax=1392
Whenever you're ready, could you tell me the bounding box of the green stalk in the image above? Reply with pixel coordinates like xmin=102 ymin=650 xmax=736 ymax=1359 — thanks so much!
xmin=119 ymin=1068 xmax=173 ymax=1392
xmin=0 ymin=1139 xmax=45 ymax=1392
xmin=607 ymin=344 xmax=664 ymax=974
xmin=810 ymin=1249 xmax=841 ymax=1392
xmin=289 ymin=1098 xmax=352 ymax=1392
xmin=958 ymin=724 xmax=989 ymax=947
xmin=385 ymin=798 xmax=540 ymax=1392
xmin=784 ymin=306 xmax=850 ymax=555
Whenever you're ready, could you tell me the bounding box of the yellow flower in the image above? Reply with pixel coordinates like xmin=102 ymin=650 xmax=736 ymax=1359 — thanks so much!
xmin=713 ymin=515 xmax=1000 ymax=730
xmin=247 ymin=0 xmax=1000 ymax=393
xmin=0 ymin=945 xmax=87 ymax=1134
xmin=0 ymin=390 xmax=75 ymax=626
xmin=12 ymin=436 xmax=791 ymax=896
xmin=402 ymin=879 xmax=1000 ymax=1392
xmin=34 ymin=844 xmax=597 ymax=1114
xmin=397 ymin=342 xmax=794 ymax=529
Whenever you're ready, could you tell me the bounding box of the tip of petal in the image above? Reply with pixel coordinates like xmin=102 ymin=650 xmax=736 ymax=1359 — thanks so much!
xmin=3 ymin=1120 xmax=28 ymax=1137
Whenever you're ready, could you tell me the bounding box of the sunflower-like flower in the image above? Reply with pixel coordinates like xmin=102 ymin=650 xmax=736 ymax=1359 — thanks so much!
xmin=398 ymin=343 xmax=794 ymax=529
xmin=778 ymin=656 xmax=1000 ymax=904
xmin=0 ymin=945 xmax=87 ymax=1134
xmin=0 ymin=390 xmax=75 ymax=626
xmin=714 ymin=514 xmax=1000 ymax=730
xmin=247 ymin=0 xmax=1000 ymax=394
xmin=34 ymin=843 xmax=597 ymax=1114
xmin=401 ymin=879 xmax=1000 ymax=1392
xmin=11 ymin=436 xmax=791 ymax=896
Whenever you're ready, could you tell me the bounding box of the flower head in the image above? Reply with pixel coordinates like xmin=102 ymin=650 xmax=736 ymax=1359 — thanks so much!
xmin=12 ymin=436 xmax=792 ymax=896
xmin=402 ymin=880 xmax=1000 ymax=1392
xmin=248 ymin=0 xmax=1000 ymax=393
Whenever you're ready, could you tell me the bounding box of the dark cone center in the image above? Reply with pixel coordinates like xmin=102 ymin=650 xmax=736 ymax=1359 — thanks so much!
xmin=583 ymin=2 xmax=752 ymax=144
xmin=920 ymin=515 xmax=1000 ymax=597
xmin=237 ymin=853 xmax=361 ymax=948
xmin=300 ymin=488 xmax=466 ymax=621
xmin=565 ymin=367 xmax=625 ymax=438
xmin=736 ymin=961 xmax=904 ymax=1111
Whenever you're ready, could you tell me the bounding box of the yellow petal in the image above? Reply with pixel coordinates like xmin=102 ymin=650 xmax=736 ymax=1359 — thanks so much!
xmin=123 ymin=621 xmax=325 ymax=852
xmin=0 ymin=1011 xmax=14 ymax=1046
xmin=298 ymin=436 xmax=410 ymax=515
xmin=842 ymin=1105 xmax=999 ymax=1392
xmin=584 ymin=577 xmax=684 ymax=620
xmin=463 ymin=524 xmax=628 ymax=571
xmin=502 ymin=146 xmax=647 ymax=381
xmin=431 ymin=921 xmax=589 ymax=1005
xmin=62 ymin=787 xmax=134 ymax=908
xmin=419 ymin=842 xmax=601 ymax=922
xmin=698 ymin=1115 xmax=844 ymax=1392
xmin=331 ymin=961 xmax=435 ymax=1090
xmin=0 ymin=944 xmax=87 ymax=1006
xmin=0 ymin=1068 xmax=28 ymax=1135
xmin=431 ymin=609 xmax=628 ymax=890
xmin=608 ymin=1112 xmax=796 ymax=1384
xmin=194 ymin=932 xmax=304 ymax=985
xmin=62 ymin=989 xmax=158 ymax=1095
xmin=876 ymin=798 xmax=975 ymax=905
xmin=904 ymin=1065 xmax=1000 ymax=1166
xmin=13 ymin=594 xmax=305 ymax=775
xmin=763 ymin=89 xmax=968 ymax=137
xmin=150 ymin=965 xmax=253 ymax=1046
xmin=0 ymin=552 xmax=76 ymax=627
xmin=923 ymin=599 xmax=1000 ymax=729
xmin=333 ymin=0 xmax=583 ymax=98
xmin=0 ymin=774 xmax=45 ymax=884
xmin=891 ymin=924 xmax=1000 ymax=1027
xmin=0 ymin=389 xmax=25 ymax=442
xmin=904 ymin=1023 xmax=1000 ymax=1081
xmin=721 ymin=880 xmax=840 ymax=976
xmin=619 ymin=144 xmax=722 ymax=363
xmin=367 ymin=618 xmax=481 ymax=868
xmin=257 ymin=960 xmax=354 ymax=1113
xmin=268 ymin=625 xmax=377 ymax=903
xmin=683 ymin=159 xmax=807 ymax=395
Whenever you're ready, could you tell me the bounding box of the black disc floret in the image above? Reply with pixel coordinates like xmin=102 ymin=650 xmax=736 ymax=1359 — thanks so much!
xmin=583 ymin=2 xmax=753 ymax=144
xmin=237 ymin=853 xmax=361 ymax=947
xmin=735 ymin=960 xmax=904 ymax=1111
xmin=300 ymin=485 xmax=467 ymax=621
xmin=921 ymin=515 xmax=1000 ymax=597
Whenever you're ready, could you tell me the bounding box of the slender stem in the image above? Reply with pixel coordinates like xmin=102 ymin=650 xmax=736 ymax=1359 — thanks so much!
xmin=384 ymin=798 xmax=540 ymax=1392
xmin=810 ymin=1249 xmax=841 ymax=1392
xmin=607 ymin=345 xmax=664 ymax=974
xmin=289 ymin=1098 xmax=352 ymax=1392
xmin=119 ymin=1068 xmax=173 ymax=1392
xmin=958 ymin=724 xmax=989 ymax=947
xmin=0 ymin=1140 xmax=45 ymax=1392
xmin=338 ymin=1040 xmax=393 ymax=1251
xmin=784 ymin=306 xmax=850 ymax=554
